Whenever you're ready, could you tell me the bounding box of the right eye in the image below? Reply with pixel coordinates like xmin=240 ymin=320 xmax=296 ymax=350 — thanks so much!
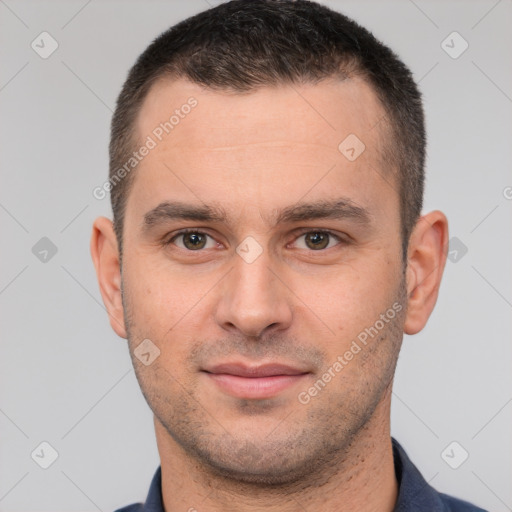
xmin=165 ymin=230 xmax=218 ymax=251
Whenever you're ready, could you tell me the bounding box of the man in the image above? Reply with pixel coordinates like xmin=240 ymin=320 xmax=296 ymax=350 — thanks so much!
xmin=90 ymin=1 xmax=486 ymax=510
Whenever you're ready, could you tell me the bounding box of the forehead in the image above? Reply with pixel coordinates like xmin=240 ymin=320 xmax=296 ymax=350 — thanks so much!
xmin=136 ymin=76 xmax=387 ymax=149
xmin=127 ymin=76 xmax=396 ymax=229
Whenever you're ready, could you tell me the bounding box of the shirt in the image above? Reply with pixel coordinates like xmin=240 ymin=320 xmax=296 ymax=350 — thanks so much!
xmin=114 ymin=437 xmax=487 ymax=511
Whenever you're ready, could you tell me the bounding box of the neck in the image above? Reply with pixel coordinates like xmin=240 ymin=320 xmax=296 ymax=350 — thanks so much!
xmin=155 ymin=389 xmax=397 ymax=512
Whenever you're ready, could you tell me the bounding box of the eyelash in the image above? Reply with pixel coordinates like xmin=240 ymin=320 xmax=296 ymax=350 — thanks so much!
xmin=163 ymin=228 xmax=346 ymax=251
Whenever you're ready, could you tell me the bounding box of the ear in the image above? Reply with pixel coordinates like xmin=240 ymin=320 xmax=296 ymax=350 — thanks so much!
xmin=90 ymin=216 xmax=127 ymax=339
xmin=404 ymin=210 xmax=449 ymax=335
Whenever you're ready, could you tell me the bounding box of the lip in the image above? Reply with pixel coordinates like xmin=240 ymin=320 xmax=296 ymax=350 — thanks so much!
xmin=204 ymin=362 xmax=308 ymax=378
xmin=202 ymin=362 xmax=310 ymax=399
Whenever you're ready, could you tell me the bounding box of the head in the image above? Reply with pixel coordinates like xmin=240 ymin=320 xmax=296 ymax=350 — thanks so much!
xmin=91 ymin=0 xmax=448 ymax=486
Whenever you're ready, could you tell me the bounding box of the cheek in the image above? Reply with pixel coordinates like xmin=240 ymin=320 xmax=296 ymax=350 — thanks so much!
xmin=312 ymin=261 xmax=400 ymax=346
xmin=123 ymin=254 xmax=216 ymax=352
xmin=122 ymin=256 xmax=178 ymax=334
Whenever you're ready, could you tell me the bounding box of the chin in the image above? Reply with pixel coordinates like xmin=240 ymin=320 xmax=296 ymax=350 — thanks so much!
xmin=183 ymin=436 xmax=338 ymax=489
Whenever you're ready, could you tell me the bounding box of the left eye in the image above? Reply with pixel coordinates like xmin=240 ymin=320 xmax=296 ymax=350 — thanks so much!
xmin=293 ymin=231 xmax=341 ymax=250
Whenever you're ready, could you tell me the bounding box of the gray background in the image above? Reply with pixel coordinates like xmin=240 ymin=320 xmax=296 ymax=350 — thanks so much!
xmin=1 ymin=0 xmax=511 ymax=510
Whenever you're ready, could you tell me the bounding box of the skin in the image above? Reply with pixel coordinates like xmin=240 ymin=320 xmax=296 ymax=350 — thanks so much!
xmin=91 ymin=77 xmax=448 ymax=511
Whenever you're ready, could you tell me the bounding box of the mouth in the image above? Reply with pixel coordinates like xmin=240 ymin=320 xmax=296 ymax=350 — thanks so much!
xmin=201 ymin=362 xmax=311 ymax=399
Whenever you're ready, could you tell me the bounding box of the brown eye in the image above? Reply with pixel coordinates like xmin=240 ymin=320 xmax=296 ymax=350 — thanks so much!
xmin=304 ymin=232 xmax=330 ymax=250
xmin=182 ymin=232 xmax=207 ymax=250
xmin=293 ymin=231 xmax=342 ymax=251
xmin=169 ymin=231 xmax=216 ymax=251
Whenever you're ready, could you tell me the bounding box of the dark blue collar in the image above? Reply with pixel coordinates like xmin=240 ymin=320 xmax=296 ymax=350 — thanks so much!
xmin=391 ymin=438 xmax=485 ymax=511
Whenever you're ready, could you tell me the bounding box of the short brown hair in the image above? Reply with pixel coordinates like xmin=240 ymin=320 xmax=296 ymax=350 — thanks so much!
xmin=109 ymin=0 xmax=425 ymax=262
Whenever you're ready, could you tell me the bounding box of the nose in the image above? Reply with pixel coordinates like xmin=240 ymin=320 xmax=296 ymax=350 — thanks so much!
xmin=214 ymin=247 xmax=293 ymax=339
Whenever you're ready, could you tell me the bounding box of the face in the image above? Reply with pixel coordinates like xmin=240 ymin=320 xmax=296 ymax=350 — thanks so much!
xmin=118 ymin=77 xmax=409 ymax=484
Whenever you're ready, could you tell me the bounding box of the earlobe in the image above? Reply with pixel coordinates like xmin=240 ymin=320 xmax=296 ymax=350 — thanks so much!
xmin=403 ymin=211 xmax=449 ymax=335
xmin=90 ymin=216 xmax=127 ymax=339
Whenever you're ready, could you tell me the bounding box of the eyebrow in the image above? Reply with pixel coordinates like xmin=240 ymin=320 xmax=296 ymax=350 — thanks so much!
xmin=142 ymin=198 xmax=372 ymax=232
